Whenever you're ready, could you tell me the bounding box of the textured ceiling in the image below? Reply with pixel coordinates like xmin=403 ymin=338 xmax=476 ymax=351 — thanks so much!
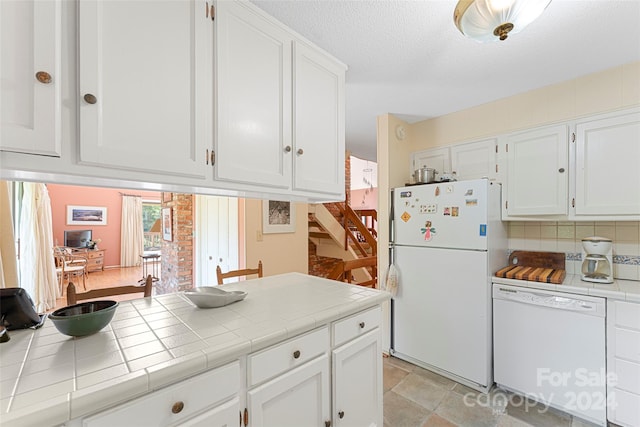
xmin=250 ymin=0 xmax=640 ymax=161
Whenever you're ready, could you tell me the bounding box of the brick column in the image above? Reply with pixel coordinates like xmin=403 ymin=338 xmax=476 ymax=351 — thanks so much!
xmin=156 ymin=193 xmax=194 ymax=294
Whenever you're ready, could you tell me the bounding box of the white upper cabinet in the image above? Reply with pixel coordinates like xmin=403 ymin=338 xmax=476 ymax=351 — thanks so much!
xmin=411 ymin=147 xmax=451 ymax=181
xmin=214 ymin=1 xmax=346 ymax=198
xmin=0 ymin=0 xmax=61 ymax=156
xmin=214 ymin=0 xmax=292 ymax=189
xmin=450 ymin=138 xmax=497 ymax=181
xmin=503 ymin=124 xmax=569 ymax=217
xmin=292 ymin=41 xmax=345 ymax=195
xmin=571 ymin=109 xmax=640 ymax=219
xmin=78 ymin=0 xmax=211 ymax=179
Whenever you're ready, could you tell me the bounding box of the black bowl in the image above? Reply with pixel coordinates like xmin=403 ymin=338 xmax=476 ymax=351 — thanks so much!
xmin=49 ymin=300 xmax=118 ymax=337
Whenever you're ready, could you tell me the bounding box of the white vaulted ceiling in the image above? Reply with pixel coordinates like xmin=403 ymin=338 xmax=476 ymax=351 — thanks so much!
xmin=250 ymin=0 xmax=640 ymax=161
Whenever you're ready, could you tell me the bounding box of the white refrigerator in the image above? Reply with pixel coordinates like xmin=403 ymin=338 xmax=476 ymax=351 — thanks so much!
xmin=390 ymin=178 xmax=506 ymax=391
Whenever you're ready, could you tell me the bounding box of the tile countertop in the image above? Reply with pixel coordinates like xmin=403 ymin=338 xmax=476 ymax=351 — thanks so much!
xmin=492 ymin=273 xmax=640 ymax=303
xmin=0 ymin=273 xmax=390 ymax=426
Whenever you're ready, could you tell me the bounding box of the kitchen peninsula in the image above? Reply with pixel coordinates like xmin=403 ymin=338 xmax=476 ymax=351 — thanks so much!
xmin=0 ymin=273 xmax=390 ymax=426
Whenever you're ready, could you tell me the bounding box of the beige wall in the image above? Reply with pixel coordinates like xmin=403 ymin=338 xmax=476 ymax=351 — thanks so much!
xmin=244 ymin=199 xmax=308 ymax=276
xmin=407 ymin=61 xmax=640 ymax=151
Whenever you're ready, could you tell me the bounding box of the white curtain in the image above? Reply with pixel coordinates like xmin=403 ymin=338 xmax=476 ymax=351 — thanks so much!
xmin=19 ymin=183 xmax=59 ymax=311
xmin=121 ymin=195 xmax=143 ymax=267
xmin=0 ymin=181 xmax=19 ymax=288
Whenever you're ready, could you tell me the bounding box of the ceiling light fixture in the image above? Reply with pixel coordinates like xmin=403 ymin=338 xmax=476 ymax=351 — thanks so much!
xmin=454 ymin=0 xmax=552 ymax=42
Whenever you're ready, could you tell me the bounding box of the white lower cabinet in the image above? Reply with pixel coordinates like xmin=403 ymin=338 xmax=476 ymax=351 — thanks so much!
xmin=80 ymin=361 xmax=241 ymax=427
xmin=333 ymin=329 xmax=382 ymax=427
xmin=248 ymin=354 xmax=330 ymax=427
xmin=607 ymin=300 xmax=640 ymax=427
xmin=332 ymin=306 xmax=383 ymax=427
xmin=175 ymin=396 xmax=241 ymax=427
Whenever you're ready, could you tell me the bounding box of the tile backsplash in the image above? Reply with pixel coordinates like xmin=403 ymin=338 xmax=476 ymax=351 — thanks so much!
xmin=508 ymin=221 xmax=640 ymax=281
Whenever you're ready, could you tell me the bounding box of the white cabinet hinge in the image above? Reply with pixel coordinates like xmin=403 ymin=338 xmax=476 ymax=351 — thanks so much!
xmin=211 ymin=150 xmax=215 ymax=166
xmin=571 ymin=132 xmax=576 ymax=142
xmin=205 ymin=2 xmax=214 ymax=20
xmin=572 ymin=198 xmax=575 ymax=208
xmin=505 ymin=200 xmax=508 ymax=210
xmin=505 ymin=144 xmax=508 ymax=153
xmin=495 ymin=145 xmax=498 ymax=153
xmin=495 ymin=164 xmax=498 ymax=173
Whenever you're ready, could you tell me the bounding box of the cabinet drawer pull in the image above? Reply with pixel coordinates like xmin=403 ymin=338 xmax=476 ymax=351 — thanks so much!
xmin=293 ymin=350 xmax=301 ymax=359
xmin=359 ymin=321 xmax=365 ymax=329
xmin=35 ymin=71 xmax=52 ymax=84
xmin=338 ymin=410 xmax=344 ymax=419
xmin=297 ymin=148 xmax=304 ymax=155
xmin=83 ymin=93 xmax=97 ymax=104
xmin=171 ymin=401 xmax=184 ymax=414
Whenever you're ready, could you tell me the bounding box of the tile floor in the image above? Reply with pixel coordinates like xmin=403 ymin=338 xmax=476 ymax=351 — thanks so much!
xmin=383 ymin=356 xmax=606 ymax=427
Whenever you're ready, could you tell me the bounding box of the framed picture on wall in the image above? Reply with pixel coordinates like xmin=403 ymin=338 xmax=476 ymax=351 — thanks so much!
xmin=162 ymin=207 xmax=172 ymax=241
xmin=66 ymin=205 xmax=107 ymax=225
xmin=262 ymin=200 xmax=295 ymax=234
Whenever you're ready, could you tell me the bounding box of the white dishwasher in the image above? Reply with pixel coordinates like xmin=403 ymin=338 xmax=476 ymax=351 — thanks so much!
xmin=493 ymin=284 xmax=606 ymax=426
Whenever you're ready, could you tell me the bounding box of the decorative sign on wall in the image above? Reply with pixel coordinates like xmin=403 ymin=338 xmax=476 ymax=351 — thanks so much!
xmin=262 ymin=200 xmax=296 ymax=234
xmin=162 ymin=207 xmax=172 ymax=241
xmin=66 ymin=205 xmax=107 ymax=225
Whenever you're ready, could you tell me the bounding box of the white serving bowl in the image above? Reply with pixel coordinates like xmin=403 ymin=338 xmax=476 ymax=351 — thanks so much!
xmin=183 ymin=287 xmax=247 ymax=308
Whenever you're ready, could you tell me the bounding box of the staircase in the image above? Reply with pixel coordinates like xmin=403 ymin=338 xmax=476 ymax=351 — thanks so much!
xmin=308 ymin=203 xmax=378 ymax=287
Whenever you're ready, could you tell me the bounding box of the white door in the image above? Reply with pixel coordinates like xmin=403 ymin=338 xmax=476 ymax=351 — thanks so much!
xmin=292 ymin=41 xmax=345 ymax=196
xmin=574 ymin=110 xmax=640 ymax=216
xmin=505 ymin=124 xmax=568 ymax=216
xmin=78 ymin=0 xmax=211 ymax=179
xmin=0 ymin=0 xmax=61 ymax=156
xmin=450 ymin=139 xmax=497 ymax=181
xmin=214 ymin=0 xmax=292 ymax=189
xmin=247 ymin=355 xmax=330 ymax=427
xmin=333 ymin=330 xmax=382 ymax=427
xmin=195 ymin=196 xmax=239 ymax=286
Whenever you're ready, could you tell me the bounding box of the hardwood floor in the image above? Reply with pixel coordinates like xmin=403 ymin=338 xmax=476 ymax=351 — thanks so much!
xmin=52 ymin=264 xmax=159 ymax=311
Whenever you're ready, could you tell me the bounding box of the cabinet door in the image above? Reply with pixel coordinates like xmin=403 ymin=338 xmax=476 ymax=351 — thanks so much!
xmin=411 ymin=147 xmax=451 ymax=179
xmin=450 ymin=139 xmax=497 ymax=181
xmin=214 ymin=0 xmax=292 ymax=189
xmin=0 ymin=0 xmax=61 ymax=156
xmin=175 ymin=397 xmax=240 ymax=427
xmin=505 ymin=124 xmax=568 ymax=216
xmin=292 ymin=41 xmax=345 ymax=196
xmin=574 ymin=110 xmax=640 ymax=216
xmin=248 ymin=355 xmax=330 ymax=427
xmin=78 ymin=0 xmax=210 ymax=179
xmin=333 ymin=329 xmax=382 ymax=427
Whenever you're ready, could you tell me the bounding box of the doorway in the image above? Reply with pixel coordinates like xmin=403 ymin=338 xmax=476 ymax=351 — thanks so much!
xmin=195 ymin=195 xmax=239 ymax=286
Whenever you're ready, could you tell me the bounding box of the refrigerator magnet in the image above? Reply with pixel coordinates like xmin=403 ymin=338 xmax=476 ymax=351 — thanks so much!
xmin=435 ymin=186 xmax=440 ymax=196
xmin=452 ymin=207 xmax=459 ymax=217
xmin=479 ymin=224 xmax=487 ymax=236
xmin=421 ymin=221 xmax=436 ymax=241
xmin=401 ymin=212 xmax=411 ymax=222
xmin=443 ymin=207 xmax=451 ymax=216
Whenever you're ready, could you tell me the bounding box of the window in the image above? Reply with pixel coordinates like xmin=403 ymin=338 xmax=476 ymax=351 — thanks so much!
xmin=142 ymin=201 xmax=162 ymax=251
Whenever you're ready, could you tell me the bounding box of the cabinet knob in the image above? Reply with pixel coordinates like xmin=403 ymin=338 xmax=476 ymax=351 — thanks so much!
xmin=171 ymin=401 xmax=184 ymax=414
xmin=359 ymin=321 xmax=365 ymax=329
xmin=35 ymin=71 xmax=52 ymax=84
xmin=297 ymin=148 xmax=304 ymax=155
xmin=558 ymin=168 xmax=565 ymax=173
xmin=83 ymin=93 xmax=97 ymax=104
xmin=284 ymin=145 xmax=292 ymax=153
xmin=338 ymin=411 xmax=345 ymax=419
xmin=325 ymin=421 xmax=331 ymax=427
xmin=293 ymin=350 xmax=301 ymax=359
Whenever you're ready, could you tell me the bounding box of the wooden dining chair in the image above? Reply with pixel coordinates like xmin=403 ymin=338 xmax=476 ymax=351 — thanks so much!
xmin=66 ymin=275 xmax=153 ymax=306
xmin=328 ymin=256 xmax=378 ymax=288
xmin=54 ymin=247 xmax=88 ymax=293
xmin=216 ymin=261 xmax=263 ymax=285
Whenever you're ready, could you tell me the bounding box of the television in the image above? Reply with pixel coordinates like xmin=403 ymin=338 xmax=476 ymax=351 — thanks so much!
xmin=64 ymin=229 xmax=92 ymax=248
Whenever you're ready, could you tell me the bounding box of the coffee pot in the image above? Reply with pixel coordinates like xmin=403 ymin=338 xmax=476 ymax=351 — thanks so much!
xmin=581 ymin=237 xmax=613 ymax=283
